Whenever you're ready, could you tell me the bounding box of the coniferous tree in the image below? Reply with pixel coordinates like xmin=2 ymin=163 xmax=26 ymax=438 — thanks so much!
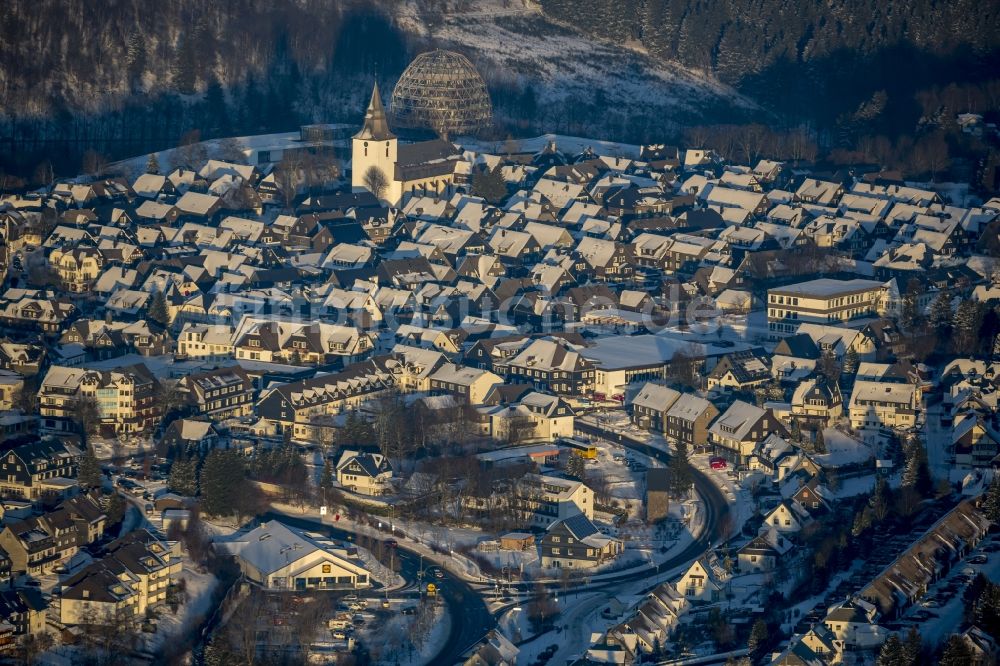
xmin=471 ymin=165 xmax=508 ymax=204
xmin=168 ymin=456 xmax=199 ymax=496
xmin=876 ymin=634 xmax=905 ymax=666
xmin=565 ymin=453 xmax=586 ymax=480
xmin=668 ymin=440 xmax=694 ymax=497
xmin=172 ymin=32 xmax=198 ymax=94
xmin=869 ymin=475 xmax=892 ymax=523
xmin=78 ymin=445 xmax=103 ymax=490
xmin=984 ymin=478 xmax=1000 ymax=523
xmin=147 ymin=289 xmax=170 ymax=327
xmin=747 ymin=619 xmax=768 ymax=655
xmin=320 ymin=459 xmax=334 ymax=501
xmin=843 ymin=347 xmax=859 ymax=377
xmin=902 ymin=436 xmax=933 ymax=497
xmin=200 ymin=449 xmax=246 ymax=517
xmin=902 ymin=626 xmax=922 ymax=665
xmin=938 ymin=635 xmax=972 ymax=666
xmin=812 ymin=427 xmax=827 ymax=454
xmin=126 ymin=32 xmax=147 ymax=88
xmin=899 ymin=278 xmax=924 ymax=330
xmin=203 ymin=77 xmax=229 ymax=134
xmin=146 ymin=153 xmax=160 ymax=175
xmin=953 ymin=299 xmax=986 ymax=355
xmin=818 ymin=348 xmax=841 ymax=384
xmin=106 ymin=492 xmax=127 ymax=526
xmin=929 ymin=291 xmax=953 ymax=335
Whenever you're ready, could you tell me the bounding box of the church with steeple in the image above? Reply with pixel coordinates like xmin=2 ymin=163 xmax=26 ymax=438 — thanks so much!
xmin=351 ymin=83 xmax=462 ymax=206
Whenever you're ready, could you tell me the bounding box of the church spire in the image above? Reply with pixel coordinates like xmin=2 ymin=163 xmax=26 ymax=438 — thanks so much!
xmin=354 ymin=81 xmax=396 ymax=141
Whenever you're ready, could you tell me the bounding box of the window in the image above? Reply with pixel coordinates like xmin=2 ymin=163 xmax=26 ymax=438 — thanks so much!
xmin=322 ymin=564 xmax=332 ymax=574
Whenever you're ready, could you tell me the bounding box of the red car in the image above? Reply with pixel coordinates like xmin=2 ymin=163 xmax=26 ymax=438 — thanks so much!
xmin=709 ymin=456 xmax=727 ymax=470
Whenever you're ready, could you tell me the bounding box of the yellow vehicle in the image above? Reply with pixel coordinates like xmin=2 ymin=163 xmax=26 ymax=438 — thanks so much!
xmin=426 ymin=583 xmax=437 ymax=597
xmin=563 ymin=437 xmax=598 ymax=459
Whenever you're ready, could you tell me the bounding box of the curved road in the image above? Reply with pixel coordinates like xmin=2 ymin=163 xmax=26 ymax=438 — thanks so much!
xmin=254 ymin=423 xmax=730 ymax=665
xmin=260 ymin=511 xmax=494 ymax=665
xmin=574 ymin=420 xmax=732 ymax=548
xmin=478 ymin=422 xmax=732 ymax=659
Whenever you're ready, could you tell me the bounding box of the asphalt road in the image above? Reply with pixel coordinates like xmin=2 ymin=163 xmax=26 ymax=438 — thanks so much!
xmin=573 ymin=420 xmax=731 ymax=549
xmin=261 ymin=511 xmax=494 ymax=664
xmin=486 ymin=422 xmax=731 ymax=631
xmin=260 ymin=422 xmax=732 ymax=664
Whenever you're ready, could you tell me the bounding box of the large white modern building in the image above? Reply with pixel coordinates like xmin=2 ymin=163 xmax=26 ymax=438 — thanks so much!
xmin=767 ymin=278 xmax=892 ymax=337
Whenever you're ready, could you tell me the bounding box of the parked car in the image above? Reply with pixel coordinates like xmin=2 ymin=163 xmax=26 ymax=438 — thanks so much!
xmin=969 ymin=554 xmax=988 ymax=565
xmin=709 ymin=456 xmax=727 ymax=470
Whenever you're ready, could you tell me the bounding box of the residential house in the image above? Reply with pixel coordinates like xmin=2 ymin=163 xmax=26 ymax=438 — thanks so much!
xmin=708 ymin=401 xmax=787 ymax=464
xmin=48 ymin=246 xmax=104 ymax=293
xmin=515 ymin=473 xmax=593 ymax=527
xmin=0 ymin=438 xmax=81 ymax=500
xmin=177 ymin=366 xmax=254 ymax=419
xmin=737 ymin=528 xmax=794 ymax=573
xmin=665 ymin=393 xmax=719 ymax=452
xmin=428 ymin=364 xmax=503 ymax=405
xmin=160 ymin=419 xmax=222 ymax=456
xmin=60 ymin=529 xmax=178 ymax=626
xmin=675 ymin=558 xmax=727 ymax=603
xmin=539 ymin=514 xmax=623 ymax=569
xmin=487 ymin=392 xmax=575 ymax=443
xmin=789 ymin=377 xmax=843 ymax=429
xmin=336 ymin=450 xmax=393 ymax=496
xmin=38 ymin=363 xmax=159 ymax=436
xmin=706 ymin=349 xmax=772 ymax=392
xmin=176 ymin=323 xmax=236 ymax=360
xmin=495 ymin=338 xmax=596 ymax=396
xmin=848 ymin=380 xmax=920 ymax=431
xmin=630 ymin=383 xmax=681 ymax=433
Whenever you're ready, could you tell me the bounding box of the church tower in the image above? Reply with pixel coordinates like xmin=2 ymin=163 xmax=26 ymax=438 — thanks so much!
xmin=352 ymin=82 xmax=399 ymax=202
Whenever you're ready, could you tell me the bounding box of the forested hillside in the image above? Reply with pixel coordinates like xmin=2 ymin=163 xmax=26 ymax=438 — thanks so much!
xmin=2 ymin=0 xmax=999 ymax=180
xmin=0 ymin=0 xmax=756 ymax=178
xmin=540 ymin=0 xmax=1000 ymax=128
xmin=0 ymin=0 xmax=414 ymax=176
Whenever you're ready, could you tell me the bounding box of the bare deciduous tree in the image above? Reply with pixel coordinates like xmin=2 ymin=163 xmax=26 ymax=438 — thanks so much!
xmin=363 ymin=165 xmax=389 ymax=201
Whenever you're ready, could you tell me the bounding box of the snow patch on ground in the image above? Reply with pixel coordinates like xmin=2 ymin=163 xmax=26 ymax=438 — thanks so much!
xmin=146 ymin=563 xmax=219 ymax=648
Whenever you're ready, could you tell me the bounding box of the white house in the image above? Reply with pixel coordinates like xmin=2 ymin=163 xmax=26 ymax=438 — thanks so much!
xmin=762 ymin=499 xmax=813 ymax=535
xmin=336 ymin=450 xmax=394 ymax=496
xmin=848 ymin=380 xmax=920 ymax=431
xmin=675 ymin=557 xmax=727 ymax=602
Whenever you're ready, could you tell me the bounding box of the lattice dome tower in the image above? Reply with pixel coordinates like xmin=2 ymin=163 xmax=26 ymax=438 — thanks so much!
xmin=390 ymin=49 xmax=493 ymax=139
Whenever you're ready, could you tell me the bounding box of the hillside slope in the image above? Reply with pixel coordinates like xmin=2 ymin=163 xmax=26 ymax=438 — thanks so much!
xmin=0 ymin=0 xmax=754 ymax=175
xmin=538 ymin=0 xmax=1000 ymax=125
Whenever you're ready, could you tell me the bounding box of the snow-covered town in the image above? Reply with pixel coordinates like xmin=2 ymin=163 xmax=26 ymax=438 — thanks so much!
xmin=0 ymin=17 xmax=999 ymax=666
